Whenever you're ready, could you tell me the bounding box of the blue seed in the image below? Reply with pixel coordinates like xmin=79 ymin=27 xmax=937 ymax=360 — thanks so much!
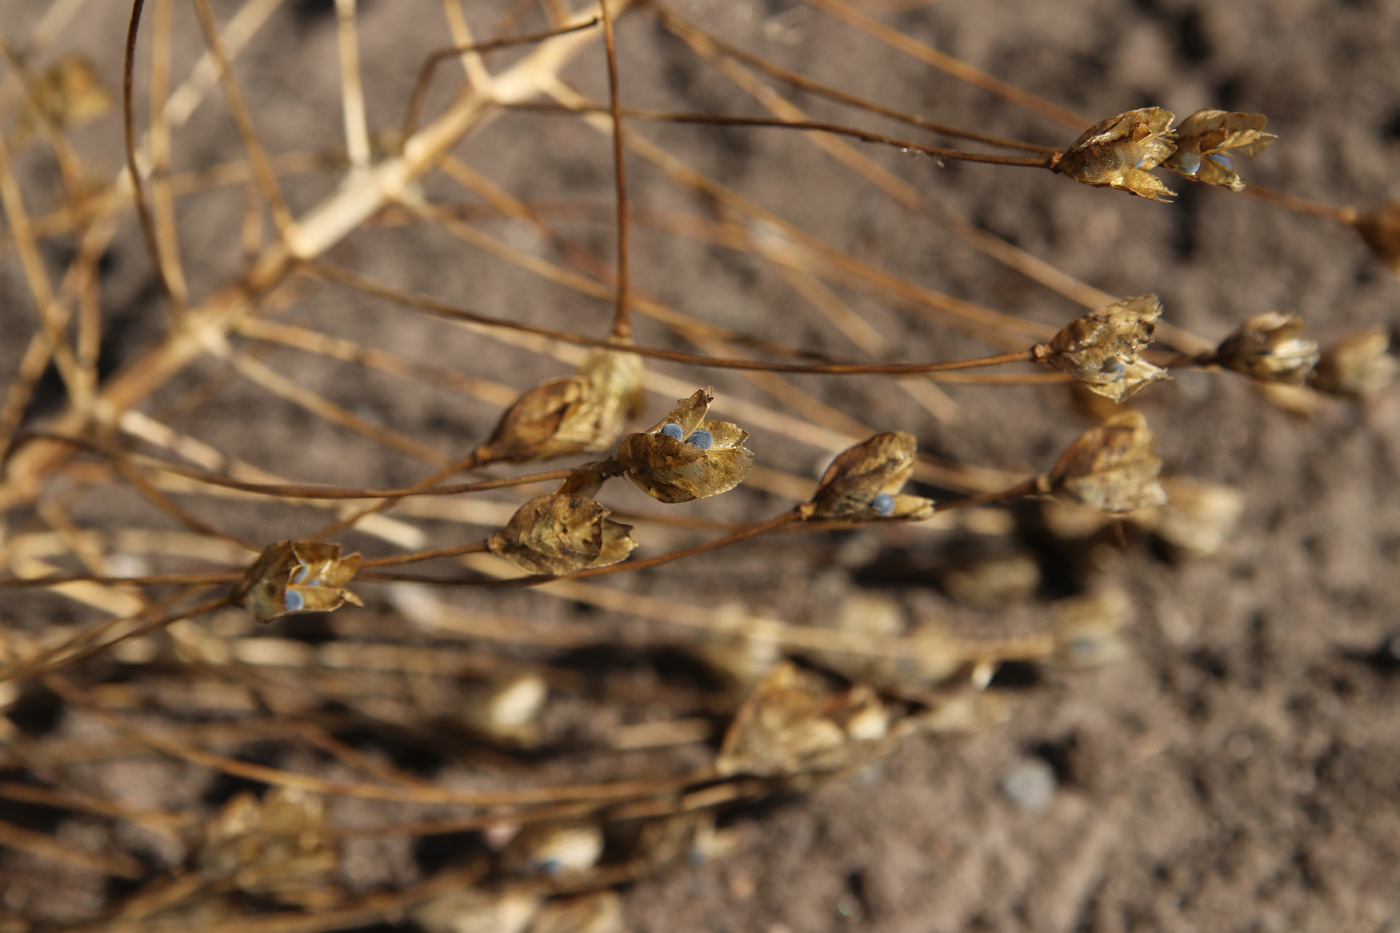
xmin=871 ymin=493 xmax=895 ymax=517
xmin=1206 ymin=153 xmax=1233 ymax=170
xmin=284 ymin=588 xmax=305 ymax=612
xmin=687 ymin=428 xmax=714 ymax=450
xmin=1174 ymin=151 xmax=1201 ymax=176
xmin=659 ymin=423 xmax=685 ymax=440
xmin=1101 ymin=358 xmax=1125 ymax=375
xmin=291 ymin=564 xmax=310 ymax=585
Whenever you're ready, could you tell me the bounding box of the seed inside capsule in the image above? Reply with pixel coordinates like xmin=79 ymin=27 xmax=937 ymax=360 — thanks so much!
xmin=687 ymin=428 xmax=714 ymax=449
xmin=871 ymin=492 xmax=896 ymax=517
xmin=284 ymin=588 xmax=305 ymax=612
xmin=659 ymin=423 xmax=685 ymax=440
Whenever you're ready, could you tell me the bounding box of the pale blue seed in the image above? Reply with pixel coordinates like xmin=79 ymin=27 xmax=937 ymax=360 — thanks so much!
xmin=871 ymin=493 xmax=895 ymax=517
xmin=1101 ymin=358 xmax=1125 ymax=375
xmin=291 ymin=564 xmax=310 ymax=585
xmin=687 ymin=429 xmax=713 ymax=450
xmin=660 ymin=423 xmax=685 ymax=440
xmin=1206 ymin=153 xmax=1233 ymax=170
xmin=284 ymin=588 xmax=305 ymax=612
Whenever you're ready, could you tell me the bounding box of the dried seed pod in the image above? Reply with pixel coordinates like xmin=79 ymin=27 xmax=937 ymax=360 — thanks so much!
xmin=1033 ymin=295 xmax=1170 ymax=402
xmin=942 ymin=549 xmax=1041 ymax=609
xmin=459 ymin=674 xmax=548 ymax=746
xmin=805 ymin=592 xmax=906 ymax=685
xmin=1164 ymin=109 xmax=1276 ymax=191
xmin=1052 ymin=107 xmax=1178 ymax=201
xmin=411 ymin=888 xmax=540 ymax=933
xmin=1048 ymin=410 xmax=1167 ymax=513
xmin=615 ymin=388 xmax=754 ymax=503
xmin=506 ymin=822 xmax=605 ymax=878
xmin=1355 ymin=202 xmax=1400 ymax=274
xmin=1309 ymin=327 xmax=1398 ymax=398
xmin=487 ymin=494 xmax=636 ymax=575
xmin=799 ymin=432 xmax=934 ymax=521
xmin=235 ymin=541 xmax=363 ymax=623
xmin=17 ymin=54 xmax=113 ymax=139
xmin=475 ymin=348 xmax=644 ymax=463
xmin=195 ymin=788 xmax=336 ymax=899
xmin=530 ymin=891 xmax=624 ymax=933
xmin=715 ymin=662 xmax=890 ymax=778
xmin=1052 ymin=589 xmax=1132 ymax=668
xmin=687 ymin=603 xmax=782 ymax=695
xmin=1148 ymin=477 xmax=1246 ymax=558
xmin=1211 ymin=312 xmax=1320 ymax=385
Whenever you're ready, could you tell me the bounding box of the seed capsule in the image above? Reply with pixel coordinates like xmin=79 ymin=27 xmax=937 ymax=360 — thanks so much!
xmin=487 ymin=493 xmax=637 ymax=575
xmin=235 ymin=541 xmax=363 ymax=623
xmin=474 ymin=348 xmax=644 ymax=463
xmin=1033 ymin=295 xmax=1169 ymax=402
xmin=1211 ymin=312 xmax=1319 ymax=385
xmin=1048 ymin=410 xmax=1167 ymax=513
xmin=1052 ymin=107 xmax=1178 ymax=202
xmin=800 ymin=432 xmax=933 ymax=521
xmin=1164 ymin=109 xmax=1275 ymax=192
xmin=616 ymin=389 xmax=754 ymax=503
xmin=1308 ymin=327 xmax=1398 ymax=398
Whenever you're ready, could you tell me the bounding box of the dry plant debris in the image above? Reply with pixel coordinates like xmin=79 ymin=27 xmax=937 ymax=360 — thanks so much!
xmin=0 ymin=0 xmax=1395 ymax=929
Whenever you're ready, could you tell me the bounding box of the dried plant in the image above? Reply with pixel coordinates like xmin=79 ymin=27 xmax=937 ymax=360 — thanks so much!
xmin=0 ymin=0 xmax=1394 ymax=929
xmin=1051 ymin=107 xmax=1179 ymax=201
xmin=1163 ymin=109 xmax=1276 ymax=191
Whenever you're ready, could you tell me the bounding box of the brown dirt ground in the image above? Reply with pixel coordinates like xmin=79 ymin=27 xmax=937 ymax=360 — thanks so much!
xmin=2 ymin=0 xmax=1399 ymax=931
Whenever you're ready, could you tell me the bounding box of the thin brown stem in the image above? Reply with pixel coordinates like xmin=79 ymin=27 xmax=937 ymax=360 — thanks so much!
xmin=513 ymin=102 xmax=1058 ymax=167
xmin=124 ymin=0 xmax=185 ymax=320
xmin=1240 ymin=184 xmax=1359 ymax=225
xmin=312 ymin=260 xmax=1041 ymax=375
xmin=600 ymin=0 xmax=632 ymax=340
xmin=650 ymin=2 xmax=1060 ymax=155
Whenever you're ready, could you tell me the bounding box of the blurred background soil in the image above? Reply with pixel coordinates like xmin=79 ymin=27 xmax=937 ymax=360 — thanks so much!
xmin=2 ymin=0 xmax=1400 ymax=931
